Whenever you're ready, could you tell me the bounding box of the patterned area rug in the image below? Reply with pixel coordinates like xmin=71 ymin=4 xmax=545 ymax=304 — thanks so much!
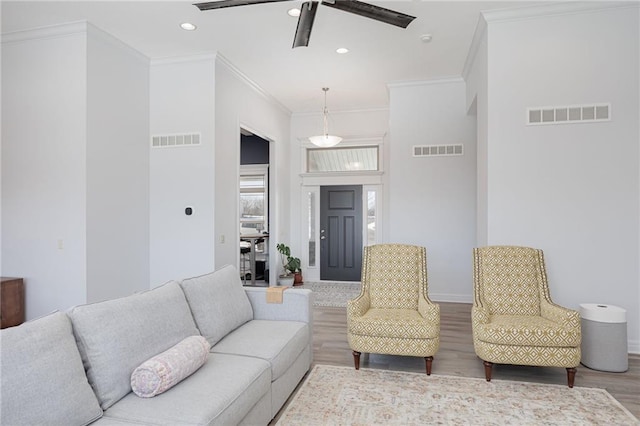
xmin=298 ymin=281 xmax=361 ymax=308
xmin=276 ymin=365 xmax=639 ymax=425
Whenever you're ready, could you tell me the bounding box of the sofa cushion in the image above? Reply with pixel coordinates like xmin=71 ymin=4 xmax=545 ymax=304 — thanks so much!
xmin=68 ymin=281 xmax=200 ymax=410
xmin=180 ymin=265 xmax=254 ymax=346
xmin=0 ymin=311 xmax=103 ymax=426
xmin=103 ymin=353 xmax=271 ymax=426
xmin=211 ymin=320 xmax=309 ymax=381
xmin=131 ymin=335 xmax=210 ymax=398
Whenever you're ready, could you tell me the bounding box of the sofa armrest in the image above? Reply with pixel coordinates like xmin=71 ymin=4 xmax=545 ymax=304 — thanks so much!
xmin=541 ymin=301 xmax=581 ymax=329
xmin=244 ymin=287 xmax=313 ymax=324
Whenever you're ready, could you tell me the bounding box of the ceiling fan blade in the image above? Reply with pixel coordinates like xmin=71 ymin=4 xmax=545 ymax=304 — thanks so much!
xmin=194 ymin=0 xmax=291 ymax=11
xmin=321 ymin=0 xmax=415 ymax=28
xmin=292 ymin=1 xmax=319 ymax=48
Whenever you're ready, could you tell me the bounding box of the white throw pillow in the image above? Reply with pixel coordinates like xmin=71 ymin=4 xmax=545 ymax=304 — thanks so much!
xmin=131 ymin=335 xmax=210 ymax=398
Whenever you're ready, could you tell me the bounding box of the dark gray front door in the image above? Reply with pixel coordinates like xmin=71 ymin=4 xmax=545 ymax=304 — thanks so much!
xmin=320 ymin=185 xmax=362 ymax=281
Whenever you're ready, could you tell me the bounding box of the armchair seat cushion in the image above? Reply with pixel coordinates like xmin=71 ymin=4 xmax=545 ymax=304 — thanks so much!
xmin=349 ymin=308 xmax=439 ymax=339
xmin=476 ymin=314 xmax=581 ymax=347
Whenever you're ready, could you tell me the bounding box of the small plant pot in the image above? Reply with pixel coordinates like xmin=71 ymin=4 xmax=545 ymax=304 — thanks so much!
xmin=278 ymin=275 xmax=295 ymax=287
xmin=293 ymin=272 xmax=303 ymax=286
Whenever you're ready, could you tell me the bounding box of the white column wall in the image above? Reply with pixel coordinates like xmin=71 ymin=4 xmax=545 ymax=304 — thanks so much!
xmin=86 ymin=25 xmax=150 ymax=302
xmin=2 ymin=28 xmax=88 ymax=319
xmin=2 ymin=23 xmax=152 ymax=318
xmin=485 ymin=7 xmax=639 ymax=351
xmin=388 ymin=80 xmax=477 ymax=302
xmin=149 ymin=56 xmax=216 ymax=286
xmin=214 ymin=57 xmax=291 ymax=285
xmin=464 ymin=28 xmax=489 ymax=247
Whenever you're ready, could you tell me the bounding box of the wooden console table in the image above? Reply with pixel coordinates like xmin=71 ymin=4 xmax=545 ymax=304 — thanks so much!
xmin=1 ymin=277 xmax=25 ymax=329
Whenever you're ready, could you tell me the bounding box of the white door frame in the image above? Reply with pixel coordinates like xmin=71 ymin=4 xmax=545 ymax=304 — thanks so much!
xmin=298 ymin=136 xmax=385 ymax=282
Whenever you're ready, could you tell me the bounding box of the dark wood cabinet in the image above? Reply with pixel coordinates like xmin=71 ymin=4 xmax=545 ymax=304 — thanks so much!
xmin=1 ymin=277 xmax=25 ymax=329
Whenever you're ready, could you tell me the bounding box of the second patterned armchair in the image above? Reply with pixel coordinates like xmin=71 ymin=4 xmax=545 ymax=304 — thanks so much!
xmin=472 ymin=246 xmax=581 ymax=387
xmin=347 ymin=244 xmax=440 ymax=374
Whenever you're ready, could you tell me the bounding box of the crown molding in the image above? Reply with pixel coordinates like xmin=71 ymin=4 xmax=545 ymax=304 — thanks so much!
xmin=215 ymin=53 xmax=291 ymax=116
xmin=461 ymin=1 xmax=637 ymax=81
xmin=297 ymin=134 xmax=385 ymax=144
xmin=388 ymin=76 xmax=464 ymax=89
xmin=86 ymin=23 xmax=148 ymax=64
xmin=150 ymin=53 xmax=217 ymax=66
xmin=461 ymin=15 xmax=487 ymax=81
xmin=140 ymin=52 xmax=292 ymax=116
xmin=481 ymin=1 xmax=638 ymax=24
xmin=1 ymin=21 xmax=88 ymax=44
xmin=2 ymin=20 xmax=148 ymax=64
xmin=292 ymin=106 xmax=389 ymax=117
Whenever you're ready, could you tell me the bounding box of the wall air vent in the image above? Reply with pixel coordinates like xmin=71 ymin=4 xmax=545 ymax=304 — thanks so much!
xmin=527 ymin=103 xmax=610 ymax=126
xmin=151 ymin=133 xmax=201 ymax=148
xmin=412 ymin=144 xmax=464 ymax=157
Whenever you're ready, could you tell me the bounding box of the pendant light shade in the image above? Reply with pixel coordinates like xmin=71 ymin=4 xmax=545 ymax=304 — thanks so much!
xmin=309 ymin=87 xmax=342 ymax=148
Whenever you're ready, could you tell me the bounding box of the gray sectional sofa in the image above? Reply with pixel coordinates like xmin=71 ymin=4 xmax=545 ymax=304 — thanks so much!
xmin=0 ymin=265 xmax=313 ymax=425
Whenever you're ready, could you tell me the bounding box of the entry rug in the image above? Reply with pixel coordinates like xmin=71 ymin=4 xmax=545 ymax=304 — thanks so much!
xmin=276 ymin=365 xmax=639 ymax=425
xmin=299 ymin=282 xmax=361 ymax=308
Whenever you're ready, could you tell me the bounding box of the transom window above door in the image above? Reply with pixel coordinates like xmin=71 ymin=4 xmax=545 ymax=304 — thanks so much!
xmin=307 ymin=146 xmax=378 ymax=173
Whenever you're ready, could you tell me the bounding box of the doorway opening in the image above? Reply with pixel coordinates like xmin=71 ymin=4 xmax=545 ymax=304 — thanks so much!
xmin=240 ymin=129 xmax=270 ymax=286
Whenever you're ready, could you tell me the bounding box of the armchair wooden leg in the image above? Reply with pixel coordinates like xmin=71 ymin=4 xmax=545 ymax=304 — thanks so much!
xmin=425 ymin=356 xmax=433 ymax=375
xmin=566 ymin=367 xmax=576 ymax=388
xmin=483 ymin=361 xmax=493 ymax=382
xmin=352 ymin=351 xmax=361 ymax=370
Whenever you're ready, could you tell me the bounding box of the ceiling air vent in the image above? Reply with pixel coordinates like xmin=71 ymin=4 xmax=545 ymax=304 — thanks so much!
xmin=413 ymin=144 xmax=464 ymax=157
xmin=152 ymin=133 xmax=201 ymax=148
xmin=527 ymin=103 xmax=610 ymax=126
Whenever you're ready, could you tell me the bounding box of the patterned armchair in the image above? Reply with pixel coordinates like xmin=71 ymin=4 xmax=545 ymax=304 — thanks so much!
xmin=347 ymin=244 xmax=440 ymax=374
xmin=472 ymin=246 xmax=581 ymax=387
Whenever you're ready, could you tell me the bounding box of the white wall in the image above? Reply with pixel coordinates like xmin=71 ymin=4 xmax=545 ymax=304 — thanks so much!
xmin=149 ymin=55 xmax=216 ymax=286
xmin=149 ymin=54 xmax=290 ymax=286
xmin=214 ymin=56 xmax=291 ymax=285
xmin=388 ymin=80 xmax=477 ymax=302
xmin=86 ymin=25 xmax=150 ymax=302
xmin=463 ymin=24 xmax=489 ymax=247
xmin=2 ymin=22 xmax=150 ymax=318
xmin=484 ymin=5 xmax=639 ymax=351
xmin=2 ymin=26 xmax=89 ymax=319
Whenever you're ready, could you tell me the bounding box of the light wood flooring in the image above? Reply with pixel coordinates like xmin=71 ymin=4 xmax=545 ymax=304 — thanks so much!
xmin=305 ymin=302 xmax=640 ymax=419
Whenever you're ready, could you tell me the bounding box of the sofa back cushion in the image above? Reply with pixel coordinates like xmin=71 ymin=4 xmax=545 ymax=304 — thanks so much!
xmin=180 ymin=265 xmax=254 ymax=346
xmin=0 ymin=311 xmax=103 ymax=426
xmin=68 ymin=281 xmax=199 ymax=410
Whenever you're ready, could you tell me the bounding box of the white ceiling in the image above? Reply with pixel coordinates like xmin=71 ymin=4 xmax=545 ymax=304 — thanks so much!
xmin=1 ymin=0 xmax=539 ymax=113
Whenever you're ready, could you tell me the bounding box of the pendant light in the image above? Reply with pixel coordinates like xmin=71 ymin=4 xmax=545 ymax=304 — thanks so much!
xmin=309 ymin=87 xmax=342 ymax=148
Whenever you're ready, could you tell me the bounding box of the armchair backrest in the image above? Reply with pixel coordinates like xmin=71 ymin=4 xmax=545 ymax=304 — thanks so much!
xmin=473 ymin=246 xmax=548 ymax=316
xmin=361 ymin=244 xmax=428 ymax=310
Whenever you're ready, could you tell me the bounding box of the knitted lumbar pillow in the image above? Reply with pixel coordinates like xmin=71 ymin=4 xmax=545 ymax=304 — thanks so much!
xmin=130 ymin=335 xmax=210 ymax=398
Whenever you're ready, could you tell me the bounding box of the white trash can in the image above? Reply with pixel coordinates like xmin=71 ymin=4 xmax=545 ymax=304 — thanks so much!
xmin=579 ymin=304 xmax=628 ymax=372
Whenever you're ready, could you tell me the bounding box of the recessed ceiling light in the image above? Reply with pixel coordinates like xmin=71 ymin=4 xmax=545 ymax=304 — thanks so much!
xmin=180 ymin=22 xmax=197 ymax=31
xmin=287 ymin=8 xmax=301 ymax=17
xmin=420 ymin=34 xmax=433 ymax=43
xmin=336 ymin=47 xmax=349 ymax=54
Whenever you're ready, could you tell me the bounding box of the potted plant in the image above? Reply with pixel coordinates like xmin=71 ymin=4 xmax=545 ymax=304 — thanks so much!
xmin=276 ymin=243 xmax=303 ymax=286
